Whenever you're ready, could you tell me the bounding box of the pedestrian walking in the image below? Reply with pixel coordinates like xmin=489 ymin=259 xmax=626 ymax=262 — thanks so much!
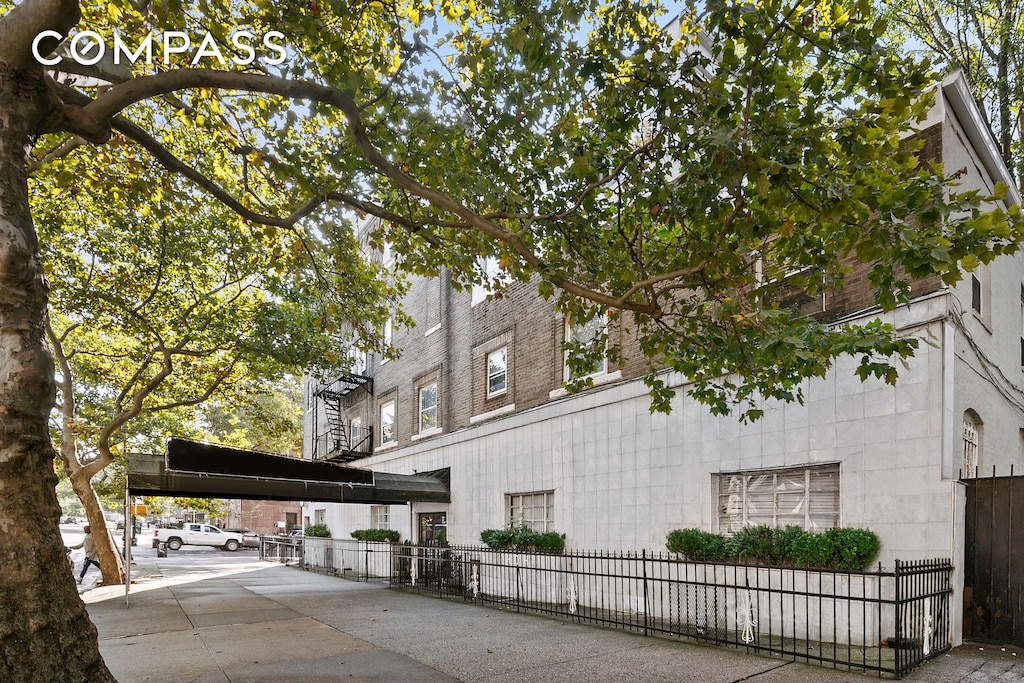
xmin=68 ymin=525 xmax=100 ymax=583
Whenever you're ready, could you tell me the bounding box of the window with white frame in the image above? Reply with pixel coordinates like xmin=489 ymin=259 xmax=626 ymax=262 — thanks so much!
xmin=471 ymin=256 xmax=504 ymax=306
xmin=348 ymin=348 xmax=367 ymax=375
xmin=419 ymin=382 xmax=438 ymax=432
xmin=380 ymin=399 xmax=395 ymax=445
xmin=425 ymin=278 xmax=441 ymax=330
xmin=314 ymin=509 xmax=326 ymax=525
xmin=717 ymin=464 xmax=839 ymax=534
xmin=381 ymin=317 xmax=393 ymax=363
xmin=382 ymin=240 xmax=394 ymax=267
xmin=350 ymin=417 xmax=363 ymax=448
xmin=565 ymin=313 xmax=607 ymax=380
xmin=487 ymin=347 xmax=507 ymax=398
xmin=508 ymin=491 xmax=554 ymax=532
xmin=963 ymin=411 xmax=981 ymax=476
xmin=371 ymin=505 xmax=390 ymax=529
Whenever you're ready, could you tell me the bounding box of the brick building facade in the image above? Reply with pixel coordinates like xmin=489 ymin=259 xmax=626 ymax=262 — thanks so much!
xmin=223 ymin=499 xmax=302 ymax=536
xmin=303 ymin=71 xmax=1023 ymax=646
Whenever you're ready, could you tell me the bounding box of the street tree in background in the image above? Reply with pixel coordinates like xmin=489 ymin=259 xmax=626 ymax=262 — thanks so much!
xmin=37 ymin=184 xmax=379 ymax=586
xmin=201 ymin=379 xmax=306 ymax=456
xmin=884 ymin=0 xmax=1024 ymax=188
xmin=1 ymin=0 xmax=1023 ymax=679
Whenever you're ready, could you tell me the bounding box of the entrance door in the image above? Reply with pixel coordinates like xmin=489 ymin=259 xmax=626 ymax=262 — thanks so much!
xmin=416 ymin=512 xmax=458 ymax=589
xmin=418 ymin=512 xmax=447 ymax=545
xmin=963 ymin=475 xmax=1024 ymax=644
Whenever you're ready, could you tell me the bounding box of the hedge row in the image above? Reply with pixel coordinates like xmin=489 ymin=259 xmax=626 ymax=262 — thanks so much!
xmin=304 ymin=523 xmax=331 ymax=538
xmin=480 ymin=525 xmax=566 ymax=553
xmin=350 ymin=528 xmax=400 ymax=542
xmin=666 ymin=525 xmax=880 ymax=571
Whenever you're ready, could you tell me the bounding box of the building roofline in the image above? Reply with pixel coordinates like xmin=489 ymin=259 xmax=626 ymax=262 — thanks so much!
xmin=939 ymin=70 xmax=1022 ymax=208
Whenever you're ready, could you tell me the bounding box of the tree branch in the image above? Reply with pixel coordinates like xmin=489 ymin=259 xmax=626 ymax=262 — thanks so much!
xmin=99 ymin=347 xmax=174 ymax=451
xmin=145 ymin=354 xmax=244 ymax=413
xmin=0 ymin=0 xmax=79 ymax=70
xmin=28 ymin=135 xmax=86 ymax=173
xmin=69 ymin=67 xmax=658 ymax=315
xmin=111 ymin=115 xmax=442 ymax=245
xmin=44 ymin=314 xmax=80 ymax=470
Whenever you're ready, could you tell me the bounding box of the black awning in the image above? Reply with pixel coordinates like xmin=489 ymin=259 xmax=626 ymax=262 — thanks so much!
xmin=167 ymin=438 xmax=374 ymax=485
xmin=126 ymin=439 xmax=450 ymax=504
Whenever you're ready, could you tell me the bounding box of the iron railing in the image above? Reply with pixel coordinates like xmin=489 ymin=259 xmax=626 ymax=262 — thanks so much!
xmin=311 ymin=424 xmax=374 ymax=463
xmin=297 ymin=539 xmax=951 ymax=678
xmin=259 ymin=536 xmax=303 ymax=563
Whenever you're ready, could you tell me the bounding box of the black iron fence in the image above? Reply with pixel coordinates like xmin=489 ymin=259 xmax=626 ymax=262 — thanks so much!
xmin=299 ymin=539 xmax=951 ymax=679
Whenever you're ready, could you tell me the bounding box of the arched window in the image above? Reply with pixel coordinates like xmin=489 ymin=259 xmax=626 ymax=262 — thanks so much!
xmin=962 ymin=410 xmax=982 ymax=477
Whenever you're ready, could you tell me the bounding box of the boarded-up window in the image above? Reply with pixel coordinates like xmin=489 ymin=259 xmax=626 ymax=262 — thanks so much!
xmin=717 ymin=464 xmax=839 ymax=533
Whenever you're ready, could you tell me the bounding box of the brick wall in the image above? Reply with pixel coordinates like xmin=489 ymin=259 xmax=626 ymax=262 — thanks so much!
xmin=333 ymin=121 xmax=949 ymax=453
xmin=238 ymin=500 xmax=301 ymax=535
xmin=338 ymin=271 xmax=652 ymax=452
xmin=818 ymin=123 xmax=946 ymax=322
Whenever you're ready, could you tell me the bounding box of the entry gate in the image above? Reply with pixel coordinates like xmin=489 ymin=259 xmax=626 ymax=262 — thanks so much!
xmin=963 ymin=474 xmax=1024 ymax=644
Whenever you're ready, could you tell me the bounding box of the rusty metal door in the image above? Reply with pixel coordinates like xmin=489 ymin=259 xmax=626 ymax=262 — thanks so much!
xmin=963 ymin=475 xmax=1024 ymax=644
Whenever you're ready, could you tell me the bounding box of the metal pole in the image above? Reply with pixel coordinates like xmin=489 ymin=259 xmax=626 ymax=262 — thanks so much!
xmin=123 ymin=483 xmax=131 ymax=607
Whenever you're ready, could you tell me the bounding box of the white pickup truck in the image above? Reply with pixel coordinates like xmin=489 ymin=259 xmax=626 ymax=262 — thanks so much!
xmin=153 ymin=523 xmax=243 ymax=551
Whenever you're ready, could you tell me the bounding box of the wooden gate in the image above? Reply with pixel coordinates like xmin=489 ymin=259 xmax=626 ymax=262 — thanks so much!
xmin=963 ymin=475 xmax=1024 ymax=644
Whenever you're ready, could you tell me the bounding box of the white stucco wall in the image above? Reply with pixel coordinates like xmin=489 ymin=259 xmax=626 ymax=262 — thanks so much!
xmin=937 ymin=76 xmax=1024 ymax=478
xmin=310 ymin=296 xmax=959 ymax=571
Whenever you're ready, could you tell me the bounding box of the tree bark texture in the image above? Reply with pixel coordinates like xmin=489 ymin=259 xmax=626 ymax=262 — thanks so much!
xmin=0 ymin=61 xmax=114 ymax=682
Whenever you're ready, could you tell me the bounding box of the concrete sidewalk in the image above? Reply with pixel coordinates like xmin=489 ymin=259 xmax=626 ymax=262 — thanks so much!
xmin=85 ymin=547 xmax=1024 ymax=682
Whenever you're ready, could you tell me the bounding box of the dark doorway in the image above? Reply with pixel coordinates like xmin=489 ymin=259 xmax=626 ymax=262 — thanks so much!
xmin=418 ymin=512 xmax=447 ymax=544
xmin=416 ymin=511 xmax=459 ymax=589
xmin=963 ymin=475 xmax=1024 ymax=644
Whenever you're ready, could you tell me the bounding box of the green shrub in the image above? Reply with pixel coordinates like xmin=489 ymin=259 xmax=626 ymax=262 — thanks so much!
xmin=771 ymin=525 xmax=806 ymax=565
xmin=791 ymin=531 xmax=833 ymax=568
xmin=480 ymin=527 xmax=515 ymax=548
xmin=727 ymin=525 xmax=775 ymax=564
xmin=666 ymin=528 xmax=729 ymax=561
xmin=350 ymin=528 xmax=400 ymax=542
xmin=823 ymin=527 xmax=880 ymax=571
xmin=304 ymin=524 xmax=331 ymax=538
xmin=667 ymin=526 xmax=880 ymax=571
xmin=480 ymin=525 xmax=565 ymax=553
xmin=532 ymin=532 xmax=566 ymax=553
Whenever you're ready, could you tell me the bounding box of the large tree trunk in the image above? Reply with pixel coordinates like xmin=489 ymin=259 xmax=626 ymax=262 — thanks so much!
xmin=69 ymin=467 xmax=126 ymax=585
xmin=51 ymin=319 xmax=127 ymax=587
xmin=0 ymin=62 xmax=115 ymax=681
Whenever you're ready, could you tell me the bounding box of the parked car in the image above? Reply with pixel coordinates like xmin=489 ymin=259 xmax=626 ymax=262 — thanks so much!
xmin=225 ymin=529 xmax=260 ymax=548
xmin=288 ymin=529 xmax=303 ymax=537
xmin=153 ymin=523 xmax=244 ymax=551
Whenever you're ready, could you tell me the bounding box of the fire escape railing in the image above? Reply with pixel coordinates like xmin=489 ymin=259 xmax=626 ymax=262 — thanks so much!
xmin=311 ymin=370 xmax=374 ymax=463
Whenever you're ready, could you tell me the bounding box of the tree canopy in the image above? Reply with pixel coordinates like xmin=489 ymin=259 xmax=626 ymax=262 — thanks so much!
xmin=2 ymin=0 xmax=1023 ymax=679
xmin=36 ymin=159 xmax=396 ymax=583
xmin=884 ymin=0 xmax=1024 ymax=189
xmin=17 ymin=0 xmax=1024 ymax=417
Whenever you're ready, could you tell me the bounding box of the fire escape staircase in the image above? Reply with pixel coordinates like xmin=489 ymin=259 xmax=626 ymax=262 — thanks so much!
xmin=313 ymin=371 xmax=374 ymax=463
